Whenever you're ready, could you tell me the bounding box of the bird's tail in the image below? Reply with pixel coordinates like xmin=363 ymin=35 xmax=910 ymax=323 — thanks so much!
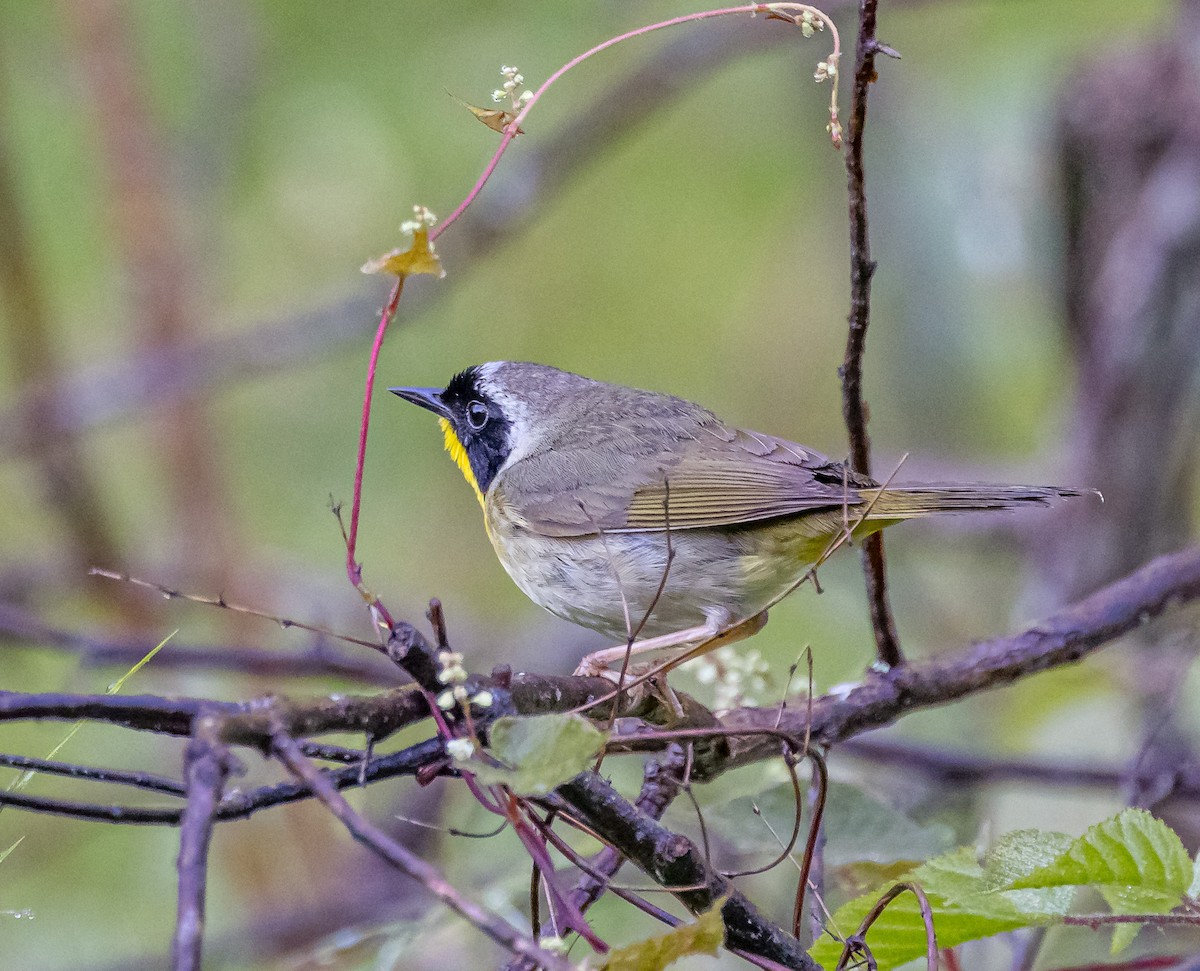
xmin=859 ymin=483 xmax=1094 ymax=521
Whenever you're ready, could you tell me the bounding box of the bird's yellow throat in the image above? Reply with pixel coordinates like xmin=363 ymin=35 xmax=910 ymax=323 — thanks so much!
xmin=439 ymin=418 xmax=485 ymax=508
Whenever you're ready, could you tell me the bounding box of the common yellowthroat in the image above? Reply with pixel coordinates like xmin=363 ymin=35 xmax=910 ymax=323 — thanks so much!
xmin=392 ymin=363 xmax=1081 ymax=672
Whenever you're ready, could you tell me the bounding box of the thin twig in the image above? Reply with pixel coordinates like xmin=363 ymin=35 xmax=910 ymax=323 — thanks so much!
xmin=793 ymin=749 xmax=828 ymax=938
xmin=725 ymin=745 xmax=806 ymax=879
xmin=0 ymin=753 xmax=186 ymax=795
xmin=834 ymin=881 xmax=938 ymax=971
xmin=0 ymin=736 xmax=449 ymax=826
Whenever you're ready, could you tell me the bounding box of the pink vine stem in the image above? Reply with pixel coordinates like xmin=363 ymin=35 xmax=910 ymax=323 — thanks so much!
xmin=431 ymin=3 xmax=840 ymax=244
xmin=345 ymin=277 xmax=404 ymax=630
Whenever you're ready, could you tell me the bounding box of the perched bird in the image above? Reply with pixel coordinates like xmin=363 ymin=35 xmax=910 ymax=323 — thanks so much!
xmin=392 ymin=363 xmax=1082 ymax=674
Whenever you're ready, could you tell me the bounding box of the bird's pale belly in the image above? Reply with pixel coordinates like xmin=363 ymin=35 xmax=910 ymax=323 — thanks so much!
xmin=485 ymin=498 xmax=840 ymax=640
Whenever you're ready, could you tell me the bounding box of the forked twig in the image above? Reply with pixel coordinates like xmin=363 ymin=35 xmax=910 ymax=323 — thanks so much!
xmin=89 ymin=569 xmax=383 ymax=653
xmin=269 ymin=726 xmax=580 ymax=971
xmin=833 ymin=881 xmax=938 ymax=971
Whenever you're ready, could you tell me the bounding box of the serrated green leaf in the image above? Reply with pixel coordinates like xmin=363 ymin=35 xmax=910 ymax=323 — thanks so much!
xmin=1107 ymin=920 xmax=1139 ymax=955
xmin=601 ymin=898 xmax=725 ymax=971
xmin=811 ymin=846 xmax=1069 ymax=970
xmin=981 ymin=829 xmax=1074 ymax=890
xmin=1007 ymin=809 xmax=1191 ymax=901
xmin=812 ymin=814 xmax=1194 ymax=969
xmin=470 ymin=714 xmax=606 ymax=796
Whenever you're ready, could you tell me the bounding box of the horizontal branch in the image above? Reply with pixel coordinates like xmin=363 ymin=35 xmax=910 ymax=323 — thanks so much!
xmin=0 ymin=685 xmax=429 ymax=745
xmin=5 ymin=548 xmax=1199 ymax=833
xmin=838 ymin=737 xmax=1200 ymax=797
xmin=0 ymin=752 xmax=187 ymax=795
xmin=726 ymin=545 xmax=1200 ymax=765
xmin=0 ymin=736 xmax=447 ymax=825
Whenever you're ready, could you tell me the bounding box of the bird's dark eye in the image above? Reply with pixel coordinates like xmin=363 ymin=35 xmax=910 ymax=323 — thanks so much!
xmin=466 ymin=400 xmax=489 ymax=431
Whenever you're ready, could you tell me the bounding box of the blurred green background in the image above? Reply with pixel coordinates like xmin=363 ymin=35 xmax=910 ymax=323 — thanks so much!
xmin=1 ymin=1 xmax=1194 ymax=968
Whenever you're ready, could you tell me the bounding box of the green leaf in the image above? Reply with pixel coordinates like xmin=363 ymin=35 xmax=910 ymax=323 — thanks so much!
xmin=1007 ymin=809 xmax=1191 ymax=900
xmin=1097 ymin=886 xmax=1157 ymax=955
xmin=810 ymin=845 xmax=1070 ymax=970
xmin=470 ymin=714 xmax=607 ymax=796
xmin=999 ymin=810 xmax=1191 ymax=957
xmin=981 ymin=829 xmax=1075 ymax=890
xmin=601 ymin=898 xmax=725 ymax=971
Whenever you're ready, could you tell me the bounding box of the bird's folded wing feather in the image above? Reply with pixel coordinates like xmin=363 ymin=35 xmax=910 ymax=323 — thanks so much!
xmin=502 ymin=425 xmax=874 ymax=537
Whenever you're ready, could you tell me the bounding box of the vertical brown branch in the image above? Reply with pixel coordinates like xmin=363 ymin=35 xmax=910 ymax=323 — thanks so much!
xmin=841 ymin=0 xmax=903 ymax=668
xmin=173 ymin=715 xmax=233 ymax=971
xmin=61 ymin=0 xmax=233 ymax=590
xmin=0 ymin=64 xmax=151 ymax=622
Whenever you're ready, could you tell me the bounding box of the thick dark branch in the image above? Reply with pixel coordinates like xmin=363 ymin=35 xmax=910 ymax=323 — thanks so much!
xmin=6 ymin=549 xmax=1199 ymax=829
xmin=567 ymin=747 xmax=688 ymax=915
xmin=727 ymin=545 xmax=1200 ymax=764
xmin=0 ymin=692 xmax=217 ymax=735
xmin=553 ymin=771 xmax=818 ymax=970
xmin=0 ymin=686 xmax=429 ymax=745
xmin=841 ymin=0 xmax=902 ymax=668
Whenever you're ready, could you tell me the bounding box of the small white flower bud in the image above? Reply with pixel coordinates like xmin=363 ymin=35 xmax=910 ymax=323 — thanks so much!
xmin=446 ymin=737 xmax=475 ymax=761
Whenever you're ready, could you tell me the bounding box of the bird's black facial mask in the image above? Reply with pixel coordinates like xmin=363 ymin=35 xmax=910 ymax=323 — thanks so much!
xmin=392 ymin=367 xmax=512 ymax=499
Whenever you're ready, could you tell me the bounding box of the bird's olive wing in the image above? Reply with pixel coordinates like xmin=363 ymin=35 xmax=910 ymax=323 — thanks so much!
xmin=501 ymin=427 xmax=874 ymax=537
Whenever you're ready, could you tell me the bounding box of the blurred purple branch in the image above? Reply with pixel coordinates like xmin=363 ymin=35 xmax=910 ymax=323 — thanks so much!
xmin=839 ymin=736 xmax=1200 ymax=798
xmin=62 ymin=0 xmax=232 ymax=591
xmin=0 ymin=60 xmax=144 ymax=620
xmin=0 ymin=600 xmax=402 ymax=685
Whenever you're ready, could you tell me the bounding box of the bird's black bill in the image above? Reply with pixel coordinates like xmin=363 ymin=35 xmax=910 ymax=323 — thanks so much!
xmin=390 ymin=386 xmax=452 ymax=419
